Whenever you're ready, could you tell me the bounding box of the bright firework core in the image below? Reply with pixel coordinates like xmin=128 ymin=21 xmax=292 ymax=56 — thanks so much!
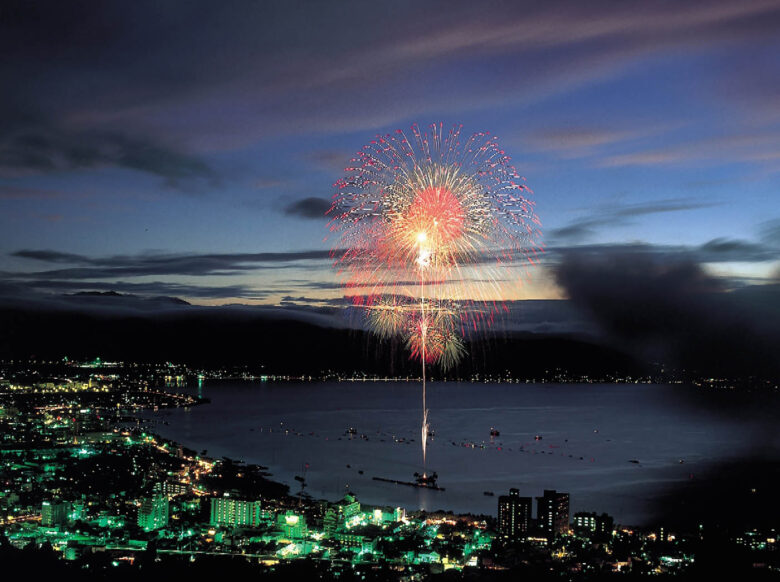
xmin=403 ymin=186 xmax=465 ymax=257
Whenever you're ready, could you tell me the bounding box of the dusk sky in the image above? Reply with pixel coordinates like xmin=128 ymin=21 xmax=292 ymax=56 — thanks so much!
xmin=1 ymin=0 xmax=779 ymax=307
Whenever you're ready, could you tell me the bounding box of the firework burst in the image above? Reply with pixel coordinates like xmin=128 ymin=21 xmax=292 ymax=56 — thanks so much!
xmin=328 ymin=123 xmax=541 ymax=471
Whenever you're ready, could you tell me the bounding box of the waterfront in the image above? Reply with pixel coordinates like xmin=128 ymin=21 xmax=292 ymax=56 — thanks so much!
xmin=143 ymin=381 xmax=773 ymax=525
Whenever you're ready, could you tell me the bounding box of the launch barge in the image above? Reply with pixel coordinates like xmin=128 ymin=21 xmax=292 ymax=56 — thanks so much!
xmin=372 ymin=472 xmax=445 ymax=491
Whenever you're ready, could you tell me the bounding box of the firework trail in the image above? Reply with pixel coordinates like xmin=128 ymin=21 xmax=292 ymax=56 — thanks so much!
xmin=328 ymin=123 xmax=541 ymax=473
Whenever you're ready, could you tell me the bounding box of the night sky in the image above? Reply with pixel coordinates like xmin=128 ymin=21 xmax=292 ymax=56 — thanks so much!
xmin=1 ymin=1 xmax=779 ymax=357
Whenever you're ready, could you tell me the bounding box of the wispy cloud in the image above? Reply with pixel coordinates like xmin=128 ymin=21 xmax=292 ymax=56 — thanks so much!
xmin=549 ymin=199 xmax=718 ymax=242
xmin=599 ymin=131 xmax=780 ymax=169
xmin=519 ymin=125 xmax=677 ymax=160
xmin=4 ymin=0 xmax=780 ymax=152
xmin=0 ymin=185 xmax=78 ymax=200
xmin=716 ymin=50 xmax=780 ymax=121
xmin=8 ymin=249 xmax=335 ymax=279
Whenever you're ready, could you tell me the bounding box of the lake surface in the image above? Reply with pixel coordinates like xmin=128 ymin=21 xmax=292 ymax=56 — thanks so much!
xmin=143 ymin=380 xmax=773 ymax=526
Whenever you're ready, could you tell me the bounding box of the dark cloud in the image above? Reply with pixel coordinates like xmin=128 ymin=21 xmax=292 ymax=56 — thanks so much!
xmin=283 ymin=197 xmax=331 ymax=219
xmin=547 ymin=238 xmax=780 ymax=268
xmin=553 ymin=246 xmax=780 ymax=377
xmin=0 ymin=123 xmax=214 ymax=186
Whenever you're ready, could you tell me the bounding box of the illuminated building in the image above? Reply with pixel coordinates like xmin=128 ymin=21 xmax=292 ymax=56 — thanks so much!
xmin=137 ymin=495 xmax=169 ymax=531
xmin=596 ymin=513 xmax=614 ymax=536
xmin=537 ymin=489 xmax=569 ymax=540
xmin=70 ymin=499 xmax=86 ymax=521
xmin=323 ymin=507 xmax=338 ymax=537
xmin=574 ymin=512 xmax=597 ymax=532
xmin=41 ymin=500 xmax=71 ymax=526
xmin=210 ymin=497 xmax=263 ymax=528
xmin=153 ymin=480 xmax=190 ymax=497
xmin=335 ymin=493 xmax=361 ymax=520
xmin=335 ymin=531 xmax=372 ymax=549
xmin=370 ymin=506 xmax=405 ymax=525
xmin=574 ymin=511 xmax=614 ymax=537
xmin=497 ymin=488 xmax=532 ymax=540
xmin=277 ymin=511 xmax=307 ymax=539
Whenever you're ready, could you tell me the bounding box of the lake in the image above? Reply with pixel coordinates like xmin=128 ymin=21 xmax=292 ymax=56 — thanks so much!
xmin=143 ymin=380 xmax=770 ymax=526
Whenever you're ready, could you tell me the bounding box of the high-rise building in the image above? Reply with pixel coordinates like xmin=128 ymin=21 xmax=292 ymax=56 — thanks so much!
xmin=209 ymin=497 xmax=263 ymax=528
xmin=137 ymin=495 xmax=169 ymax=531
xmin=537 ymin=489 xmax=569 ymax=539
xmin=497 ymin=488 xmax=532 ymax=540
xmin=573 ymin=511 xmax=597 ymax=533
xmin=41 ymin=500 xmax=71 ymax=526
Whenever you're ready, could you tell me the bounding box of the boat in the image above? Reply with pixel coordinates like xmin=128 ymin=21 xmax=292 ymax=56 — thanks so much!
xmin=534 ymin=434 xmax=542 ymax=441
xmin=490 ymin=427 xmax=500 ymax=437
xmin=346 ymin=427 xmax=357 ymax=435
xmin=483 ymin=491 xmax=495 ymax=496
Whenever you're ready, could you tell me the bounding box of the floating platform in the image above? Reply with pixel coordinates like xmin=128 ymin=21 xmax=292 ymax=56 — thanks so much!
xmin=372 ymin=476 xmax=446 ymax=491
